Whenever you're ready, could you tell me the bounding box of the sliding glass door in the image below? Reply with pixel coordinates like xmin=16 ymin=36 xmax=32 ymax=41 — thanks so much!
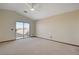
xmin=16 ymin=22 xmax=23 ymax=39
xmin=16 ymin=22 xmax=30 ymax=39
xmin=24 ymin=23 xmax=30 ymax=38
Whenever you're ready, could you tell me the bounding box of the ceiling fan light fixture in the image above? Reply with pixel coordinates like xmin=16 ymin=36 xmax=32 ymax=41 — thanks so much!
xmin=30 ymin=8 xmax=35 ymax=11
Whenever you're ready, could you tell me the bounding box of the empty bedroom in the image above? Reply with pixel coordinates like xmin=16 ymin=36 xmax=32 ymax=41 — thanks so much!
xmin=0 ymin=3 xmax=79 ymax=55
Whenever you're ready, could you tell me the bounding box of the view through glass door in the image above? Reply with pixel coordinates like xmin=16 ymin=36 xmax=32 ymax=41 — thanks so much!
xmin=16 ymin=22 xmax=30 ymax=39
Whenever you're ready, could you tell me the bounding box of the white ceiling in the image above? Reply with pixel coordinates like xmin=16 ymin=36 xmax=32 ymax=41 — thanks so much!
xmin=0 ymin=3 xmax=79 ymax=20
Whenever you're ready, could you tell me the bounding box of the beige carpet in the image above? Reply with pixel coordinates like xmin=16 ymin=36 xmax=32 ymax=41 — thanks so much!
xmin=0 ymin=37 xmax=79 ymax=55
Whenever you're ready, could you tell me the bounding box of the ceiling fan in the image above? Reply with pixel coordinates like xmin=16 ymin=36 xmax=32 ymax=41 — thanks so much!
xmin=24 ymin=3 xmax=39 ymax=13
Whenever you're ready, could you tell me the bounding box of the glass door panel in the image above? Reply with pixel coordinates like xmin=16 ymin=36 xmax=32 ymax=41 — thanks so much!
xmin=24 ymin=23 xmax=30 ymax=38
xmin=16 ymin=22 xmax=23 ymax=39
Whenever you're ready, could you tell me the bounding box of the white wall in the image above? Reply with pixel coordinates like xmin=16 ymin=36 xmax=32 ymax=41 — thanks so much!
xmin=36 ymin=10 xmax=79 ymax=45
xmin=0 ymin=9 xmax=36 ymax=42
